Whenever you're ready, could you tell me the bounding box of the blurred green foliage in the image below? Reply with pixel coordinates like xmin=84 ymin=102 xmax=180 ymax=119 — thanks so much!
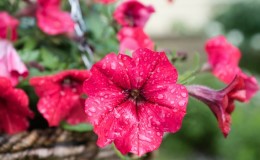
xmin=214 ymin=1 xmax=260 ymax=74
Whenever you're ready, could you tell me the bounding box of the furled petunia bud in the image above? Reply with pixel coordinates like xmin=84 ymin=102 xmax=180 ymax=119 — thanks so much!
xmin=187 ymin=76 xmax=246 ymax=137
xmin=0 ymin=40 xmax=28 ymax=86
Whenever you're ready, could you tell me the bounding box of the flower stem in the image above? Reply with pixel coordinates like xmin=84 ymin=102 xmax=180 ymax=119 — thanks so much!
xmin=113 ymin=143 xmax=131 ymax=160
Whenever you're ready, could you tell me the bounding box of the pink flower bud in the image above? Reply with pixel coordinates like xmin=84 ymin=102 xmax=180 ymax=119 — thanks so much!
xmin=187 ymin=76 xmax=246 ymax=137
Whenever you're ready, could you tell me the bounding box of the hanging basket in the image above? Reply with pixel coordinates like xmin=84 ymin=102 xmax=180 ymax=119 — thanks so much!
xmin=0 ymin=128 xmax=154 ymax=160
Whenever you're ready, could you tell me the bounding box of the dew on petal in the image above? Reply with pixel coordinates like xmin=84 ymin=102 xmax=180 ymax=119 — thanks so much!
xmin=102 ymin=63 xmax=106 ymax=69
xmin=170 ymin=88 xmax=176 ymax=93
xmin=89 ymin=107 xmax=96 ymax=113
xmin=139 ymin=134 xmax=152 ymax=142
xmin=181 ymin=92 xmax=187 ymax=97
xmin=111 ymin=62 xmax=116 ymax=70
xmin=158 ymin=94 xmax=163 ymax=99
xmin=178 ymin=100 xmax=186 ymax=106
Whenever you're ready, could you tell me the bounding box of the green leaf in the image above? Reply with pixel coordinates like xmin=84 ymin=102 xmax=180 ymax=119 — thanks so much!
xmin=20 ymin=50 xmax=40 ymax=62
xmin=40 ymin=47 xmax=59 ymax=69
xmin=61 ymin=122 xmax=93 ymax=132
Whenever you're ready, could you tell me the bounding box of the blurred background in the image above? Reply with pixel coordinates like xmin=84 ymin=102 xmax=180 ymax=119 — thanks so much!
xmin=140 ymin=0 xmax=260 ymax=159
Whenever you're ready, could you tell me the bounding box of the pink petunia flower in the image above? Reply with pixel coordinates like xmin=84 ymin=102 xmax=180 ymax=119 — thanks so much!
xmin=187 ymin=76 xmax=246 ymax=137
xmin=113 ymin=0 xmax=155 ymax=28
xmin=30 ymin=70 xmax=90 ymax=126
xmin=0 ymin=40 xmax=28 ymax=86
xmin=205 ymin=35 xmax=259 ymax=101
xmin=0 ymin=12 xmax=19 ymax=41
xmin=36 ymin=0 xmax=75 ymax=35
xmin=0 ymin=77 xmax=33 ymax=134
xmin=117 ymin=27 xmax=154 ymax=53
xmin=84 ymin=48 xmax=188 ymax=156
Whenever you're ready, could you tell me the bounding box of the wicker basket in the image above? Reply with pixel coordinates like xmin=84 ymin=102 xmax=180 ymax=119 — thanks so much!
xmin=0 ymin=128 xmax=154 ymax=160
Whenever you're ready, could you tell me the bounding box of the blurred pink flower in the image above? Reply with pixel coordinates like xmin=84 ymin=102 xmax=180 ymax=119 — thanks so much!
xmin=30 ymin=70 xmax=90 ymax=126
xmin=117 ymin=27 xmax=154 ymax=53
xmin=187 ymin=76 xmax=246 ymax=137
xmin=0 ymin=40 xmax=28 ymax=86
xmin=0 ymin=77 xmax=33 ymax=134
xmin=84 ymin=48 xmax=188 ymax=156
xmin=113 ymin=0 xmax=155 ymax=28
xmin=36 ymin=0 xmax=75 ymax=35
xmin=0 ymin=12 xmax=19 ymax=41
xmin=205 ymin=35 xmax=259 ymax=101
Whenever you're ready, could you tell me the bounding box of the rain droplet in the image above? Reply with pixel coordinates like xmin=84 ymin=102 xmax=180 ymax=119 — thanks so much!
xmin=170 ymin=101 xmax=174 ymax=104
xmin=156 ymin=132 xmax=161 ymax=136
xmin=178 ymin=100 xmax=186 ymax=106
xmin=158 ymin=94 xmax=163 ymax=99
xmin=111 ymin=62 xmax=116 ymax=70
xmin=181 ymin=92 xmax=187 ymax=97
xmin=139 ymin=135 xmax=152 ymax=142
xmin=170 ymin=88 xmax=176 ymax=93
xmin=102 ymin=64 xmax=106 ymax=69
xmin=89 ymin=107 xmax=96 ymax=112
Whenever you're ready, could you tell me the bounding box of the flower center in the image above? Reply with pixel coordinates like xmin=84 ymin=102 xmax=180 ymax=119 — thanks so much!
xmin=0 ymin=97 xmax=7 ymax=106
xmin=130 ymin=89 xmax=140 ymax=100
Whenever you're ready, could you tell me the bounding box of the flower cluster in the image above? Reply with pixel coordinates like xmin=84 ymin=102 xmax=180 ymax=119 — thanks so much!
xmin=114 ymin=0 xmax=155 ymax=52
xmin=0 ymin=0 xmax=259 ymax=159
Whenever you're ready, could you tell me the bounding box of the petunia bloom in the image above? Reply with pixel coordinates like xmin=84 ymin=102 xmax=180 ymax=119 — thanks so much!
xmin=36 ymin=0 xmax=75 ymax=35
xmin=30 ymin=70 xmax=90 ymax=126
xmin=84 ymin=48 xmax=188 ymax=156
xmin=0 ymin=77 xmax=33 ymax=134
xmin=0 ymin=12 xmax=19 ymax=41
xmin=205 ymin=35 xmax=259 ymax=101
xmin=0 ymin=40 xmax=28 ymax=86
xmin=117 ymin=27 xmax=154 ymax=53
xmin=187 ymin=76 xmax=246 ymax=137
xmin=113 ymin=0 xmax=155 ymax=28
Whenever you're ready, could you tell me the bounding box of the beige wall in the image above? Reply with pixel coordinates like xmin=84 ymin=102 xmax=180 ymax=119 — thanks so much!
xmin=140 ymin=0 xmax=243 ymax=37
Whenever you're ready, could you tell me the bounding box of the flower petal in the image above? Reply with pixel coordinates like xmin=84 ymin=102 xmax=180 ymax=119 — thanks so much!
xmin=37 ymin=88 xmax=83 ymax=126
xmin=0 ymin=40 xmax=28 ymax=86
xmin=36 ymin=8 xmax=74 ymax=35
xmin=143 ymin=84 xmax=188 ymax=111
xmin=128 ymin=48 xmax=172 ymax=89
xmin=113 ymin=100 xmax=163 ymax=156
xmin=92 ymin=53 xmax=131 ymax=89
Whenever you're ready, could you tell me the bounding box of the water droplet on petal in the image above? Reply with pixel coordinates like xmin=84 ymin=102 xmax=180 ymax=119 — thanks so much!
xmin=102 ymin=64 xmax=106 ymax=69
xmin=170 ymin=88 xmax=176 ymax=93
xmin=89 ymin=107 xmax=96 ymax=112
xmin=156 ymin=132 xmax=161 ymax=136
xmin=111 ymin=62 xmax=116 ymax=70
xmin=178 ymin=100 xmax=186 ymax=106
xmin=181 ymin=92 xmax=187 ymax=97
xmin=158 ymin=94 xmax=163 ymax=99
xmin=139 ymin=134 xmax=152 ymax=142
